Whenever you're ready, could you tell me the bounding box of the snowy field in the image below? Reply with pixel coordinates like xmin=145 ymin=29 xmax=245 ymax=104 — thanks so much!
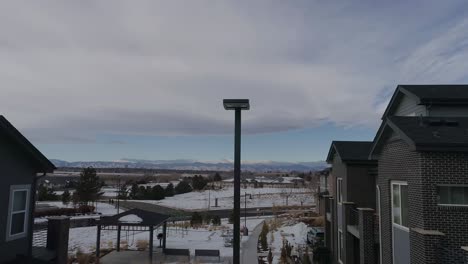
xmin=134 ymin=187 xmax=314 ymax=210
xmin=67 ymin=217 xmax=266 ymax=257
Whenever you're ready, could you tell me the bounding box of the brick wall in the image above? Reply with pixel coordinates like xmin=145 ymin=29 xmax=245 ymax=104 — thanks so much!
xmin=377 ymin=138 xmax=468 ymax=264
xmin=377 ymin=139 xmax=420 ymax=264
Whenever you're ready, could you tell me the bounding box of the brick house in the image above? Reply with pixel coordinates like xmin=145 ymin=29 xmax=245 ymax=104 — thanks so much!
xmin=319 ymin=85 xmax=468 ymax=264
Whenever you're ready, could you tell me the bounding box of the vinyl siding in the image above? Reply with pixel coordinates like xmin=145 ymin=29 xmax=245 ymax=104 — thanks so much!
xmin=393 ymin=95 xmax=427 ymax=116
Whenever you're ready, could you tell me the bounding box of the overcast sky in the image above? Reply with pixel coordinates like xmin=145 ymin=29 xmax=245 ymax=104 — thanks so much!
xmin=2 ymin=1 xmax=468 ymax=162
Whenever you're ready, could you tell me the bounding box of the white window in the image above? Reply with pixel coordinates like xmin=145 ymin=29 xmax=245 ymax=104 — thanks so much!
xmin=6 ymin=185 xmax=30 ymax=241
xmin=338 ymin=229 xmax=343 ymax=263
xmin=337 ymin=178 xmax=343 ymax=204
xmin=438 ymin=185 xmax=468 ymax=206
xmin=391 ymin=182 xmax=408 ymax=229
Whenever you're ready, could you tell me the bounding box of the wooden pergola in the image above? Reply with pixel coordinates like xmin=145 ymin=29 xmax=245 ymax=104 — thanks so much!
xmin=96 ymin=208 xmax=171 ymax=260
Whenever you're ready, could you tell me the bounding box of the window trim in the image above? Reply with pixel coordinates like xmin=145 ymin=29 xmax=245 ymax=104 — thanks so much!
xmin=437 ymin=184 xmax=468 ymax=206
xmin=337 ymin=178 xmax=343 ymax=205
xmin=338 ymin=229 xmax=343 ymax=264
xmin=391 ymin=181 xmax=409 ymax=232
xmin=391 ymin=181 xmax=408 ymax=264
xmin=6 ymin=185 xmax=31 ymax=241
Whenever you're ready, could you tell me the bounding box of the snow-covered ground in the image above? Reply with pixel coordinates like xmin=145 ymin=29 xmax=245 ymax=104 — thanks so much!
xmin=264 ymin=219 xmax=310 ymax=264
xmin=134 ymin=187 xmax=314 ymax=210
xmin=67 ymin=217 xmax=266 ymax=257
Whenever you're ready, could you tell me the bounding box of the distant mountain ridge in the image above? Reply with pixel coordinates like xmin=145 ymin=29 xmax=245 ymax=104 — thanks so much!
xmin=50 ymin=158 xmax=328 ymax=172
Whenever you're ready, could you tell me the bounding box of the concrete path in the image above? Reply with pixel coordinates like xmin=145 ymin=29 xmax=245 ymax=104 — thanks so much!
xmin=241 ymin=220 xmax=264 ymax=264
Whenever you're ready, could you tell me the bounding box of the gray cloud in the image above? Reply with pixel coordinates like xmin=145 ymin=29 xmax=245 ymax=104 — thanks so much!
xmin=1 ymin=1 xmax=468 ymax=143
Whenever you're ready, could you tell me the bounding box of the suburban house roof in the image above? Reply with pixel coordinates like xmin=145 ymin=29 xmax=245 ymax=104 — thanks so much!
xmin=326 ymin=141 xmax=375 ymax=163
xmin=0 ymin=116 xmax=56 ymax=173
xmin=370 ymin=116 xmax=468 ymax=157
xmin=382 ymin=85 xmax=468 ymax=119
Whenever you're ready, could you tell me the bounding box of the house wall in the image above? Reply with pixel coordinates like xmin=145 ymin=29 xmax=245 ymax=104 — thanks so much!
xmin=393 ymin=95 xmax=427 ymax=116
xmin=347 ymin=165 xmax=376 ymax=209
xmin=377 ymin=139 xmax=420 ymax=264
xmin=332 ymin=153 xmax=346 ymax=263
xmin=0 ymin=132 xmax=36 ymax=262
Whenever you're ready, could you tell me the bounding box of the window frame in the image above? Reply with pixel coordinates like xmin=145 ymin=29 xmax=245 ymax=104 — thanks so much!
xmin=437 ymin=184 xmax=468 ymax=207
xmin=6 ymin=185 xmax=31 ymax=241
xmin=338 ymin=229 xmax=343 ymax=263
xmin=337 ymin=178 xmax=343 ymax=205
xmin=391 ymin=181 xmax=408 ymax=231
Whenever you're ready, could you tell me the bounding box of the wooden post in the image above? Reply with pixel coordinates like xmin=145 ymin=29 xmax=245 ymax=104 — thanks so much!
xmin=117 ymin=225 xmax=121 ymax=252
xmin=46 ymin=216 xmax=70 ymax=264
xmin=163 ymin=221 xmax=167 ymax=249
xmin=96 ymin=224 xmax=101 ymax=258
xmin=149 ymin=226 xmax=154 ymax=259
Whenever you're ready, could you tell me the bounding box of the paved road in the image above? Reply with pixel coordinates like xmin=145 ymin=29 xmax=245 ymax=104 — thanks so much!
xmin=241 ymin=219 xmax=264 ymax=264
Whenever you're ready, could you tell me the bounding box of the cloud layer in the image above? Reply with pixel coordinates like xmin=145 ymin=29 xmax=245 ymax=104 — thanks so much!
xmin=1 ymin=1 xmax=468 ymax=143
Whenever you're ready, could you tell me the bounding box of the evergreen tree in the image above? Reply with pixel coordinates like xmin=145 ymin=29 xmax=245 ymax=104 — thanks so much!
xmin=175 ymin=181 xmax=192 ymax=194
xmin=192 ymin=175 xmax=208 ymax=190
xmin=75 ymin=167 xmax=102 ymax=205
xmin=61 ymin=190 xmax=71 ymax=204
xmin=117 ymin=183 xmax=128 ymax=200
xmin=152 ymin=185 xmax=165 ymax=200
xmin=164 ymin=183 xmax=175 ymax=197
xmin=38 ymin=184 xmax=58 ymax=201
xmin=213 ymin=173 xmax=222 ymax=182
xmin=130 ymin=183 xmax=139 ymax=199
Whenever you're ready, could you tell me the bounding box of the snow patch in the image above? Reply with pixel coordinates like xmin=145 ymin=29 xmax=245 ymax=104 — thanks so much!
xmin=118 ymin=214 xmax=143 ymax=223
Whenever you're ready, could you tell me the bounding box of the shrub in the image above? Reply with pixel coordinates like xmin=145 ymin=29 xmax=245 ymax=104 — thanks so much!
xmin=212 ymin=215 xmax=221 ymax=226
xmin=190 ymin=212 xmax=203 ymax=227
xmin=136 ymin=240 xmax=148 ymax=250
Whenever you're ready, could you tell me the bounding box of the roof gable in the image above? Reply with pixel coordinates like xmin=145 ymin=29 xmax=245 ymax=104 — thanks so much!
xmin=381 ymin=85 xmax=468 ymax=119
xmin=326 ymin=141 xmax=375 ymax=163
xmin=370 ymin=116 xmax=468 ymax=158
xmin=0 ymin=116 xmax=56 ymax=173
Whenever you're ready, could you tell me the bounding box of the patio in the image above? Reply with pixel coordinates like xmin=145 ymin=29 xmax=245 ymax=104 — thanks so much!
xmin=100 ymin=250 xmax=190 ymax=264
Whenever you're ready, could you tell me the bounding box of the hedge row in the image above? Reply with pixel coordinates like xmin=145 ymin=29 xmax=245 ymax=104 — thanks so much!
xmin=34 ymin=205 xmax=96 ymax=218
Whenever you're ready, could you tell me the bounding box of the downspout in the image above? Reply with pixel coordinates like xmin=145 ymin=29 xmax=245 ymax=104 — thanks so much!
xmin=27 ymin=172 xmax=47 ymax=260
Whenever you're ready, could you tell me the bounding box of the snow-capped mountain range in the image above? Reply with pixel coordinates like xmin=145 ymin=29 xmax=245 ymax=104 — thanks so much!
xmin=50 ymin=158 xmax=328 ymax=172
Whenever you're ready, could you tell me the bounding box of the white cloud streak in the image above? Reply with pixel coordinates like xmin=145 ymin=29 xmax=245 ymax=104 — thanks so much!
xmin=0 ymin=1 xmax=467 ymax=142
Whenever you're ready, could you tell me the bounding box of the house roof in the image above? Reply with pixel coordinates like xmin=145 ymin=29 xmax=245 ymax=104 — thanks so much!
xmin=99 ymin=208 xmax=172 ymax=226
xmin=326 ymin=141 xmax=375 ymax=163
xmin=0 ymin=116 xmax=56 ymax=173
xmin=382 ymin=85 xmax=468 ymax=119
xmin=370 ymin=116 xmax=468 ymax=157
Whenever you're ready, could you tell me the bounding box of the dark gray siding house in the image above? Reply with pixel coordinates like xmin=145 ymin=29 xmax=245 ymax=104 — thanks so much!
xmin=322 ymin=141 xmax=377 ymax=264
xmin=0 ymin=116 xmax=56 ymax=263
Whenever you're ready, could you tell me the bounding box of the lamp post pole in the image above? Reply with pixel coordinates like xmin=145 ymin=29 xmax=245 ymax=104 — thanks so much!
xmin=233 ymin=108 xmax=241 ymax=264
xmin=223 ymin=99 xmax=249 ymax=264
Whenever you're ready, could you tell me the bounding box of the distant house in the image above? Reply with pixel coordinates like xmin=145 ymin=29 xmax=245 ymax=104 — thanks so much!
xmin=0 ymin=116 xmax=56 ymax=262
xmin=320 ymin=85 xmax=468 ymax=264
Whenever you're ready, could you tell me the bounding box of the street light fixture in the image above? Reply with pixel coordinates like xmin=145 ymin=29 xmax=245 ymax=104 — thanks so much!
xmin=223 ymin=99 xmax=250 ymax=264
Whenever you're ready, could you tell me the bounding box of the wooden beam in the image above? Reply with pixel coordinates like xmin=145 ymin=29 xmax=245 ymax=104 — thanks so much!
xmin=96 ymin=225 xmax=101 ymax=258
xmin=149 ymin=226 xmax=154 ymax=259
xmin=117 ymin=225 xmax=121 ymax=252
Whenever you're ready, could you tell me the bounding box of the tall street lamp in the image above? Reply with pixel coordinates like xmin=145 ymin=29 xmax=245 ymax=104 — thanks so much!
xmin=223 ymin=99 xmax=250 ymax=264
